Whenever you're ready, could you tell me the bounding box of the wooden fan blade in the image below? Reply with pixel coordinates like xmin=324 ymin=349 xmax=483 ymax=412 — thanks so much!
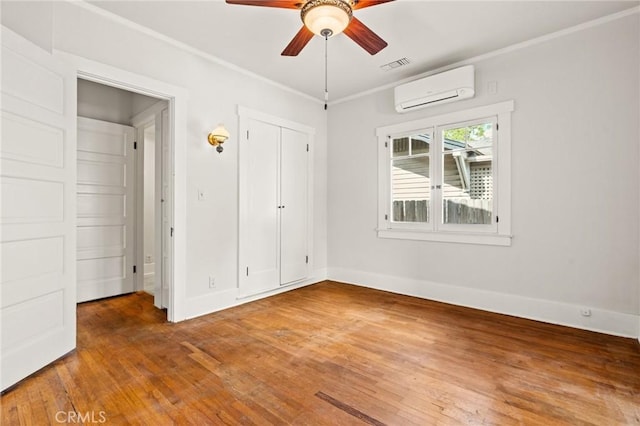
xmin=281 ymin=26 xmax=314 ymax=56
xmin=343 ymin=17 xmax=388 ymax=55
xmin=353 ymin=0 xmax=394 ymax=10
xmin=225 ymin=0 xmax=302 ymax=9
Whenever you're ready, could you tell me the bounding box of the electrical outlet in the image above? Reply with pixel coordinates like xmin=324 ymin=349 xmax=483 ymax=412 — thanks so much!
xmin=580 ymin=308 xmax=592 ymax=317
xmin=209 ymin=276 xmax=216 ymax=289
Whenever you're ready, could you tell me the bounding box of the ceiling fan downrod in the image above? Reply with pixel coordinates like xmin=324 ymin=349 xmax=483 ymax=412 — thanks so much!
xmin=322 ymin=28 xmax=331 ymax=110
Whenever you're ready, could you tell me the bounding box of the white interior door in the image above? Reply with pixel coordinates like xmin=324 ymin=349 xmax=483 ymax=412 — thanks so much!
xmin=0 ymin=27 xmax=77 ymax=390
xmin=157 ymin=108 xmax=171 ymax=309
xmin=242 ymin=119 xmax=281 ymax=296
xmin=76 ymin=117 xmax=135 ymax=302
xmin=280 ymin=128 xmax=309 ymax=285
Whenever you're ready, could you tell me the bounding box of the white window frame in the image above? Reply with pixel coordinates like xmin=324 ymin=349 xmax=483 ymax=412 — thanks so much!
xmin=377 ymin=100 xmax=514 ymax=246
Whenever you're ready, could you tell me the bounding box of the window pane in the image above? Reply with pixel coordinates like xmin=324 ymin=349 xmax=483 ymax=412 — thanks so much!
xmin=411 ymin=135 xmax=430 ymax=154
xmin=443 ymin=123 xmax=493 ymax=151
xmin=392 ymin=137 xmax=409 ymax=157
xmin=441 ymin=121 xmax=494 ymax=225
xmin=392 ymin=156 xmax=430 ymax=222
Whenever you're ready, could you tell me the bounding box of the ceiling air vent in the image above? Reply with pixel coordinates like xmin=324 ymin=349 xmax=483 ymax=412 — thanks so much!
xmin=380 ymin=57 xmax=411 ymax=71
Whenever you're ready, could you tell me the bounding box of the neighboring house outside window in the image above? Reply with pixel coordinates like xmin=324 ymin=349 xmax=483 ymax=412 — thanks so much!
xmin=377 ymin=101 xmax=514 ymax=246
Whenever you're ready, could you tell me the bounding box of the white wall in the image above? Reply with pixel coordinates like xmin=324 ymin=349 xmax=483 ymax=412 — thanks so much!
xmin=47 ymin=2 xmax=328 ymax=318
xmin=327 ymin=14 xmax=640 ymax=337
xmin=0 ymin=1 xmax=53 ymax=53
xmin=77 ymin=79 xmax=132 ymax=125
xmin=77 ymin=79 xmax=161 ymax=125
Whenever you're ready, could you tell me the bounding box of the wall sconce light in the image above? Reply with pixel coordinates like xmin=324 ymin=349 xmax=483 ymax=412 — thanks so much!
xmin=208 ymin=124 xmax=230 ymax=153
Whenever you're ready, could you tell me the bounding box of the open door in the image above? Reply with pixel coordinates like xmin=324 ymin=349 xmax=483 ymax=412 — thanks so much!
xmin=76 ymin=117 xmax=135 ymax=302
xmin=1 ymin=27 xmax=77 ymax=390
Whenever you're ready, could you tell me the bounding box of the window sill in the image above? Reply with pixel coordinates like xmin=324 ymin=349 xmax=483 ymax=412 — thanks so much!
xmin=377 ymin=229 xmax=512 ymax=246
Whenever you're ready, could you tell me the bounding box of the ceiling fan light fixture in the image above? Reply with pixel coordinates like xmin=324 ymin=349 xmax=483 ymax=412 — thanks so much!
xmin=301 ymin=0 xmax=353 ymax=37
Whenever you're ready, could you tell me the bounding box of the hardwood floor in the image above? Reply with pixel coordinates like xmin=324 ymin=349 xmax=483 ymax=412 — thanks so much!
xmin=2 ymin=281 xmax=639 ymax=425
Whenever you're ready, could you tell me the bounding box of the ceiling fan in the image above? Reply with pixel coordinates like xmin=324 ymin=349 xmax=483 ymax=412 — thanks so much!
xmin=225 ymin=0 xmax=394 ymax=56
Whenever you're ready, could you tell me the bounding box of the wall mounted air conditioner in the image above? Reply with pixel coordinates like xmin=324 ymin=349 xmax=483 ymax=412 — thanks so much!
xmin=394 ymin=65 xmax=475 ymax=113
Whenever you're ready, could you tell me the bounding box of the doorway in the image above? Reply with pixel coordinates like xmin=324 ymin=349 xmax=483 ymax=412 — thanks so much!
xmin=77 ymin=78 xmax=171 ymax=313
xmin=132 ymin=104 xmax=171 ymax=310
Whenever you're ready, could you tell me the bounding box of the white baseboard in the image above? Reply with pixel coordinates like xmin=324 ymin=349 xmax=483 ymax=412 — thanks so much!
xmin=143 ymin=268 xmax=155 ymax=294
xmin=328 ymin=267 xmax=639 ymax=339
xmin=183 ymin=268 xmax=328 ymax=320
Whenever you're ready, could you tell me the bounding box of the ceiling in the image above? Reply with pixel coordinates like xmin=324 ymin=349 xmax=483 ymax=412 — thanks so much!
xmin=88 ymin=0 xmax=638 ymax=102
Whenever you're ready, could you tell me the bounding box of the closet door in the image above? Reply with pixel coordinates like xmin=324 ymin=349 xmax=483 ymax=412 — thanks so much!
xmin=245 ymin=119 xmax=281 ymax=295
xmin=280 ymin=128 xmax=309 ymax=285
xmin=239 ymin=108 xmax=313 ymax=298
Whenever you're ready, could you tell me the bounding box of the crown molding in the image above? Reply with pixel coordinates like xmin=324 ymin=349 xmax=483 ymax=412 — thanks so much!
xmin=330 ymin=5 xmax=640 ymax=106
xmin=64 ymin=1 xmax=639 ymax=107
xmin=67 ymin=0 xmax=324 ymax=105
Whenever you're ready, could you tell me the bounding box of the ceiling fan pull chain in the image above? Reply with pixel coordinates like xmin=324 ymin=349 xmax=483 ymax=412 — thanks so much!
xmin=323 ymin=30 xmax=329 ymax=110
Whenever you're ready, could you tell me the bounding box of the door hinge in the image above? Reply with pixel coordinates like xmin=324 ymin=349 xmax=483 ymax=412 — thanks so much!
xmin=133 ymin=265 xmax=137 ymax=274
xmin=305 ymin=255 xmax=309 ymax=264
xmin=246 ymin=266 xmax=249 ymax=276
xmin=134 ymin=141 xmax=137 ymax=150
xmin=496 ymin=123 xmax=499 ymax=131
xmin=496 ymin=216 xmax=499 ymax=223
xmin=385 ymin=141 xmax=388 ymax=148
xmin=385 ymin=214 xmax=388 ymax=220
xmin=170 ymin=227 xmax=174 ymax=237
xmin=247 ymin=130 xmax=249 ymax=139
xmin=306 ymin=144 xmax=309 ymax=152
